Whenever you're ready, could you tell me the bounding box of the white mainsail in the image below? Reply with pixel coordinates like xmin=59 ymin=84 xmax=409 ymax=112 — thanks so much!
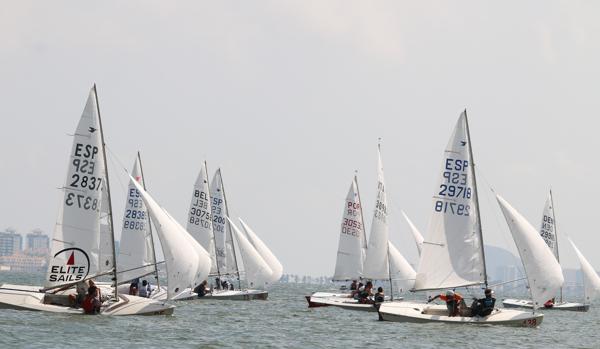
xmin=118 ymin=155 xmax=156 ymax=283
xmin=227 ymin=218 xmax=273 ymax=289
xmin=210 ymin=169 xmax=239 ymax=276
xmin=414 ymin=112 xmax=486 ymax=291
xmin=332 ymin=176 xmax=367 ymax=281
xmin=497 ymin=195 xmax=564 ymax=308
xmin=130 ymin=177 xmax=211 ymax=299
xmin=45 ymin=87 xmax=113 ymax=289
xmin=388 ymin=241 xmax=416 ymax=292
xmin=187 ymin=162 xmax=218 ymax=275
xmin=238 ymin=218 xmax=283 ymax=284
xmin=539 ymin=191 xmax=559 ymax=260
xmin=401 ymin=210 xmax=424 ymax=256
xmin=363 ymin=144 xmax=391 ymax=280
xmin=568 ymin=238 xmax=600 ymax=303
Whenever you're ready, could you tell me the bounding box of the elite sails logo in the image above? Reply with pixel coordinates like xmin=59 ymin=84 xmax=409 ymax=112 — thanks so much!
xmin=48 ymin=247 xmax=90 ymax=283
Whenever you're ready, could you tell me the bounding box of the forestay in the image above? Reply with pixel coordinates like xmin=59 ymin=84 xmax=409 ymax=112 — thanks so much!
xmin=130 ymin=177 xmax=211 ymax=299
xmin=45 ymin=88 xmax=112 ymax=289
xmin=568 ymin=238 xmax=600 ymax=303
xmin=187 ymin=162 xmax=218 ymax=275
xmin=363 ymin=145 xmax=390 ymax=280
xmin=118 ymin=155 xmax=156 ymax=283
xmin=388 ymin=241 xmax=416 ymax=292
xmin=414 ymin=112 xmax=486 ymax=291
xmin=238 ymin=218 xmax=283 ymax=284
xmin=227 ymin=218 xmax=273 ymax=288
xmin=401 ymin=210 xmax=424 ymax=256
xmin=539 ymin=192 xmax=559 ymax=260
xmin=332 ymin=176 xmax=367 ymax=281
xmin=497 ymin=195 xmax=564 ymax=308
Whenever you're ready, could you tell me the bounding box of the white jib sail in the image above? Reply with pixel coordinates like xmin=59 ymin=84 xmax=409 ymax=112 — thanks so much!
xmin=332 ymin=176 xmax=366 ymax=281
xmin=238 ymin=218 xmax=283 ymax=284
xmin=118 ymin=156 xmax=156 ymax=283
xmin=388 ymin=241 xmax=416 ymax=292
xmin=363 ymin=145 xmax=391 ymax=280
xmin=497 ymin=195 xmax=564 ymax=309
xmin=414 ymin=112 xmax=486 ymax=291
xmin=187 ymin=162 xmax=218 ymax=275
xmin=130 ymin=176 xmax=211 ymax=299
xmin=226 ymin=217 xmax=273 ymax=289
xmin=46 ymin=88 xmax=109 ymax=289
xmin=568 ymin=238 xmax=600 ymax=303
xmin=401 ymin=210 xmax=424 ymax=256
xmin=539 ymin=192 xmax=559 ymax=260
xmin=210 ymin=169 xmax=233 ymax=275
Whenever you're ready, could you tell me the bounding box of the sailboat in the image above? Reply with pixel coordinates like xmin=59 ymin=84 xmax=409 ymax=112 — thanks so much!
xmin=115 ymin=154 xmax=197 ymax=301
xmin=193 ymin=168 xmax=269 ymax=300
xmin=378 ymin=111 xmax=561 ymax=326
xmin=503 ymin=191 xmax=589 ymax=311
xmin=0 ymin=86 xmax=174 ymax=315
xmin=305 ymin=175 xmax=367 ymax=308
xmin=238 ymin=218 xmax=283 ymax=285
xmin=568 ymin=238 xmax=600 ymax=305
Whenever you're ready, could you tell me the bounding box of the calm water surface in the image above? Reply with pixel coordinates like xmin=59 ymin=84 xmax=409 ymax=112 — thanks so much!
xmin=1 ymin=272 xmax=599 ymax=348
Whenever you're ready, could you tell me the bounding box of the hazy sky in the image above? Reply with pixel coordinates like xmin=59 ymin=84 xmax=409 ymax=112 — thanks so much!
xmin=1 ymin=1 xmax=599 ymax=275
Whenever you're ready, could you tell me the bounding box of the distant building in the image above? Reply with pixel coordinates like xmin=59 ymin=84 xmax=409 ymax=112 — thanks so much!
xmin=0 ymin=229 xmax=23 ymax=256
xmin=0 ymin=254 xmax=47 ymax=273
xmin=25 ymin=229 xmax=50 ymax=256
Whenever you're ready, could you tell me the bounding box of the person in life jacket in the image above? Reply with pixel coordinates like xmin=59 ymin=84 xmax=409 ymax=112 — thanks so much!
xmin=350 ymin=280 xmax=358 ymax=291
xmin=138 ymin=280 xmax=151 ymax=298
xmin=470 ymin=288 xmax=496 ymax=317
xmin=194 ymin=280 xmax=210 ymax=297
xmin=358 ymin=281 xmax=374 ymax=304
xmin=82 ymin=286 xmax=101 ymax=315
xmin=428 ymin=290 xmax=464 ymax=317
xmin=374 ymin=287 xmax=385 ymax=303
xmin=544 ymin=298 xmax=555 ymax=308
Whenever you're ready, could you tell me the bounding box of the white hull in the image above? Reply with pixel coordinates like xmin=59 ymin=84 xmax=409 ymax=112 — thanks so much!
xmin=0 ymin=284 xmax=174 ymax=315
xmin=503 ymin=298 xmax=589 ymax=312
xmin=114 ymin=284 xmax=196 ymax=301
xmin=198 ymin=289 xmax=268 ymax=300
xmin=309 ymin=295 xmax=404 ymax=312
xmin=378 ymin=301 xmax=542 ymax=327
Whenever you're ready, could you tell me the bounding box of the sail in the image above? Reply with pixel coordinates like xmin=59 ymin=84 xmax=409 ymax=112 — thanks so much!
xmin=45 ymin=88 xmax=111 ymax=288
xmin=238 ymin=218 xmax=283 ymax=284
xmin=210 ymin=169 xmax=237 ymax=275
xmin=401 ymin=210 xmax=424 ymax=256
xmin=363 ymin=144 xmax=391 ymax=280
xmin=497 ymin=195 xmax=564 ymax=309
xmin=118 ymin=156 xmax=156 ymax=283
xmin=539 ymin=192 xmax=559 ymax=260
xmin=414 ymin=112 xmax=486 ymax=291
xmin=227 ymin=218 xmax=273 ymax=289
xmin=568 ymin=238 xmax=600 ymax=303
xmin=332 ymin=177 xmax=366 ymax=281
xmin=388 ymin=241 xmax=416 ymax=292
xmin=186 ymin=162 xmax=218 ymax=275
xmin=130 ymin=176 xmax=211 ymax=299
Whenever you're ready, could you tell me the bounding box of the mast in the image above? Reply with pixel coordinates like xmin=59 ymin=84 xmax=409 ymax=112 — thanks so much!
xmin=137 ymin=151 xmax=160 ymax=289
xmin=205 ymin=161 xmax=222 ymax=280
xmin=93 ymin=84 xmax=118 ymax=299
xmin=549 ymin=189 xmax=563 ymax=303
xmin=464 ymin=109 xmax=488 ymax=288
xmin=353 ymin=172 xmax=368 ymax=280
xmin=387 ymin=242 xmax=394 ymax=301
xmin=220 ymin=169 xmax=242 ymax=290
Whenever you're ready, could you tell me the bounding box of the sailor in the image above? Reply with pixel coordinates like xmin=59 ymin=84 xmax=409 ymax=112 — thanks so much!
xmin=374 ymin=287 xmax=385 ymax=303
xmin=129 ymin=278 xmax=139 ymax=296
xmin=471 ymin=288 xmax=496 ymax=317
xmin=358 ymin=281 xmax=374 ymax=304
xmin=351 ymin=282 xmax=364 ymax=299
xmin=194 ymin=280 xmax=210 ymax=297
xmin=544 ymin=298 xmax=555 ymax=308
xmin=350 ymin=280 xmax=358 ymax=291
xmin=138 ymin=280 xmax=151 ymax=298
xmin=428 ymin=290 xmax=463 ymax=317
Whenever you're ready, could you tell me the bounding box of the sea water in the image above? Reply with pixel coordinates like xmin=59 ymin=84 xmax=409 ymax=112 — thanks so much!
xmin=1 ymin=272 xmax=599 ymax=349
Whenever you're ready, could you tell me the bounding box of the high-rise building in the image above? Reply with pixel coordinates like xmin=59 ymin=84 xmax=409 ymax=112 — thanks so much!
xmin=25 ymin=229 xmax=50 ymax=256
xmin=0 ymin=229 xmax=23 ymax=256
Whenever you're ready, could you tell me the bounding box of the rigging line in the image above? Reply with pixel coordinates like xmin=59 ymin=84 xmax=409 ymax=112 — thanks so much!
xmin=105 ymin=145 xmax=130 ymax=195
xmin=475 ymin=166 xmax=526 ymax=277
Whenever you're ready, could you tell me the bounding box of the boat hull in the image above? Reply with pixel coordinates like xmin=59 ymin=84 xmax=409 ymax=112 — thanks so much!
xmin=305 ymin=292 xmax=350 ymax=308
xmin=502 ymin=298 xmax=589 ymax=312
xmin=197 ymin=289 xmax=268 ymax=301
xmin=306 ymin=292 xmax=402 ymax=312
xmin=0 ymin=284 xmax=174 ymax=316
xmin=378 ymin=301 xmax=543 ymax=327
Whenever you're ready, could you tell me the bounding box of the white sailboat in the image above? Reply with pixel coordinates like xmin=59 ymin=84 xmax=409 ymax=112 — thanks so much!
xmin=378 ymin=111 xmax=556 ymax=327
xmin=199 ymin=168 xmax=268 ymax=300
xmin=568 ymin=238 xmax=600 ymax=304
xmin=0 ymin=86 xmax=174 ymax=315
xmin=238 ymin=218 xmax=283 ymax=285
xmin=306 ymin=175 xmax=367 ymax=307
xmin=503 ymin=191 xmax=589 ymax=311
